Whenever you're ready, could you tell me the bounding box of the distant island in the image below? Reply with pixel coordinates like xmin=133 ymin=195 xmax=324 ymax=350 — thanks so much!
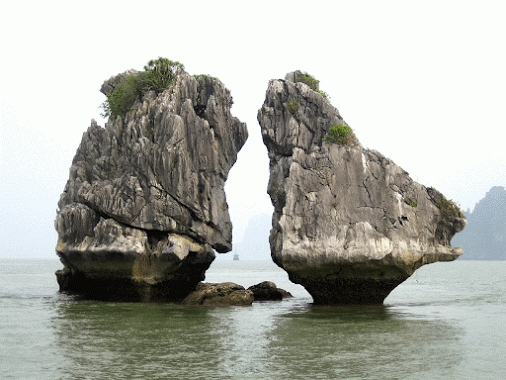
xmin=452 ymin=186 xmax=506 ymax=260
xmin=233 ymin=213 xmax=271 ymax=260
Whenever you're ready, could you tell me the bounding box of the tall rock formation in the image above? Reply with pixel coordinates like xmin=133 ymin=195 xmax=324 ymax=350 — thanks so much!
xmin=452 ymin=186 xmax=506 ymax=260
xmin=55 ymin=65 xmax=247 ymax=301
xmin=258 ymin=71 xmax=466 ymax=304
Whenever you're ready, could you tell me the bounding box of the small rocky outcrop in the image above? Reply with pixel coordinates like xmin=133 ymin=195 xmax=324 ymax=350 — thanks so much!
xmin=182 ymin=282 xmax=254 ymax=306
xmin=247 ymin=281 xmax=293 ymax=301
xmin=182 ymin=281 xmax=292 ymax=306
xmin=258 ymin=70 xmax=466 ymax=305
xmin=55 ymin=65 xmax=247 ymax=302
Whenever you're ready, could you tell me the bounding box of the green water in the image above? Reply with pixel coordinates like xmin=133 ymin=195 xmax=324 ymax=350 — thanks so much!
xmin=1 ymin=258 xmax=505 ymax=379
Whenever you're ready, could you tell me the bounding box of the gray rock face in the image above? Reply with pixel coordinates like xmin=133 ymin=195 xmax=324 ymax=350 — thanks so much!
xmin=55 ymin=70 xmax=247 ymax=301
xmin=258 ymin=71 xmax=466 ymax=305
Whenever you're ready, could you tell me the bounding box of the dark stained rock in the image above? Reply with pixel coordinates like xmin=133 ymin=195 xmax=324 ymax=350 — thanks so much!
xmin=55 ymin=65 xmax=247 ymax=301
xmin=258 ymin=70 xmax=466 ymax=305
xmin=182 ymin=282 xmax=254 ymax=306
xmin=248 ymin=281 xmax=293 ymax=301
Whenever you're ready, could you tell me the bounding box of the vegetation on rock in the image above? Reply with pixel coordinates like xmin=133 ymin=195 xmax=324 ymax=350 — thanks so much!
xmin=295 ymin=74 xmax=320 ymax=90
xmin=142 ymin=57 xmax=184 ymax=93
xmin=286 ymin=98 xmax=299 ymax=114
xmin=324 ymin=123 xmax=357 ymax=146
xmin=295 ymin=74 xmax=329 ymax=99
xmin=437 ymin=198 xmax=464 ymax=218
xmin=101 ymin=57 xmax=184 ymax=118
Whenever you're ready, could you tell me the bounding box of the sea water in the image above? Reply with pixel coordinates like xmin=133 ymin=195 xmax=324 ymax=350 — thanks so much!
xmin=1 ymin=258 xmax=505 ymax=379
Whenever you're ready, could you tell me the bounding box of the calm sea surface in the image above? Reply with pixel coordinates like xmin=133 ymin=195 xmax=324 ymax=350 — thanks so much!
xmin=1 ymin=257 xmax=505 ymax=379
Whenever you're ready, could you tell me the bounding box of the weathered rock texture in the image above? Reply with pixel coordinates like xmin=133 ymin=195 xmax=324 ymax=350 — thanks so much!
xmin=247 ymin=281 xmax=293 ymax=301
xmin=182 ymin=282 xmax=254 ymax=306
xmin=258 ymin=70 xmax=466 ymax=305
xmin=55 ymin=69 xmax=247 ymax=301
xmin=181 ymin=280 xmax=293 ymax=306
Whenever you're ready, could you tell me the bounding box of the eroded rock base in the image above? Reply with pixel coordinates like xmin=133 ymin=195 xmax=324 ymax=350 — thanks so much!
xmin=57 ymin=271 xmax=204 ymax=302
xmin=289 ymin=274 xmax=406 ymax=305
xmin=56 ymin=252 xmax=214 ymax=302
xmin=282 ymin=261 xmax=415 ymax=304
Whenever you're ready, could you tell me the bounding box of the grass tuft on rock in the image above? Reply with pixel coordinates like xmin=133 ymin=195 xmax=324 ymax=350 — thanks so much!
xmin=101 ymin=57 xmax=184 ymax=119
xmin=324 ymin=123 xmax=358 ymax=146
xmin=295 ymin=74 xmax=330 ymax=99
xmin=286 ymin=99 xmax=300 ymax=114
xmin=437 ymin=198 xmax=464 ymax=218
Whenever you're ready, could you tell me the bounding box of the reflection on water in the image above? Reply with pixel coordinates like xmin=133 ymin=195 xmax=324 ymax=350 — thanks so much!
xmin=52 ymin=298 xmax=464 ymax=380
xmin=3 ymin=259 xmax=506 ymax=379
xmin=266 ymin=304 xmax=463 ymax=380
xmin=53 ymin=301 xmax=222 ymax=379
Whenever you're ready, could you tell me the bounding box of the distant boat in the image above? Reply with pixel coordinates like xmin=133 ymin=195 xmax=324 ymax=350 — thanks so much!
xmin=233 ymin=252 xmax=239 ymax=261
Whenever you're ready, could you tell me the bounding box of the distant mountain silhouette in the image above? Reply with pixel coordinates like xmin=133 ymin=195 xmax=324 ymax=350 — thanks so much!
xmin=452 ymin=186 xmax=506 ymax=260
xmin=233 ymin=213 xmax=272 ymax=260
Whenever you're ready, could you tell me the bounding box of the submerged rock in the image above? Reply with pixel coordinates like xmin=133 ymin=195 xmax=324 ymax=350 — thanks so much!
xmin=258 ymin=70 xmax=466 ymax=305
xmin=55 ymin=64 xmax=247 ymax=301
xmin=182 ymin=282 xmax=254 ymax=306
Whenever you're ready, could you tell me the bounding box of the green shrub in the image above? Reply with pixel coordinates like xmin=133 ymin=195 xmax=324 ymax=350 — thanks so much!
xmin=286 ymin=99 xmax=299 ymax=114
xmin=101 ymin=75 xmax=142 ymax=119
xmin=316 ymin=89 xmax=330 ymax=99
xmin=101 ymin=57 xmax=184 ymax=118
xmin=437 ymin=198 xmax=464 ymax=218
xmin=324 ymin=123 xmax=357 ymax=146
xmin=296 ymin=74 xmax=320 ymax=91
xmin=142 ymin=57 xmax=184 ymax=93
xmin=295 ymin=74 xmax=329 ymax=99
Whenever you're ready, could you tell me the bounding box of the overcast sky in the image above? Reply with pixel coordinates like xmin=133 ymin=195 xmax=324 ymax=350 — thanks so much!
xmin=1 ymin=1 xmax=505 ymax=259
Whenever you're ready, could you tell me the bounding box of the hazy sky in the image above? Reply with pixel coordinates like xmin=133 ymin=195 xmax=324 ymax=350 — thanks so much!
xmin=1 ymin=1 xmax=505 ymax=259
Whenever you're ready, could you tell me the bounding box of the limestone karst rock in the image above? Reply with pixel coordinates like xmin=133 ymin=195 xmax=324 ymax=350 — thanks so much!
xmin=258 ymin=70 xmax=466 ymax=305
xmin=182 ymin=282 xmax=254 ymax=306
xmin=55 ymin=65 xmax=247 ymax=301
xmin=247 ymin=281 xmax=293 ymax=301
xmin=182 ymin=280 xmax=293 ymax=305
